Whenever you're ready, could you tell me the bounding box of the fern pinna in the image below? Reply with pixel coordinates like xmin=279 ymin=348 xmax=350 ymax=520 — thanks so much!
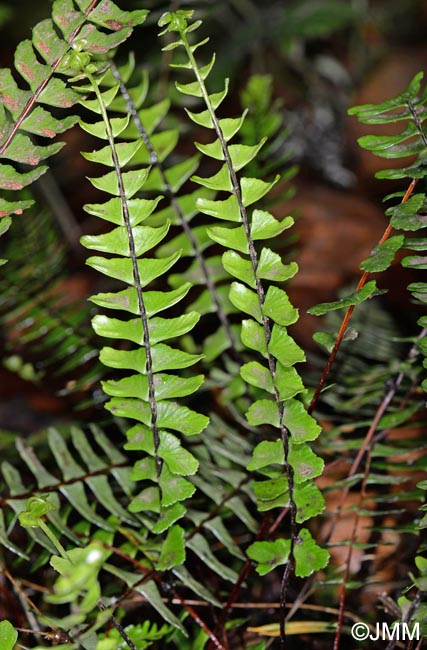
xmin=159 ymin=10 xmax=328 ymax=614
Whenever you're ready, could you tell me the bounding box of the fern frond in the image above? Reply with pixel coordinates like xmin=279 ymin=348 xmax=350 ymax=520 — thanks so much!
xmin=159 ymin=10 xmax=328 ymax=585
xmin=75 ymin=57 xmax=208 ymax=547
xmin=0 ymin=0 xmax=147 ymax=217
xmin=0 ymin=424 xmax=138 ymax=560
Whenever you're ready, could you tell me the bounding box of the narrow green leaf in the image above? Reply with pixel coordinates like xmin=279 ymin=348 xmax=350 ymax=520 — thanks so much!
xmin=145 ymin=155 xmax=200 ymax=193
xmin=122 ymin=99 xmax=170 ymax=139
xmin=106 ymin=568 xmax=185 ymax=632
xmin=307 ymin=280 xmax=379 ymax=316
xmin=173 ymin=565 xmax=221 ymax=606
xmin=348 ymin=72 xmax=424 ymax=121
xmin=402 ymin=255 xmax=427 ymax=269
xmin=187 ymin=533 xmax=239 ymax=582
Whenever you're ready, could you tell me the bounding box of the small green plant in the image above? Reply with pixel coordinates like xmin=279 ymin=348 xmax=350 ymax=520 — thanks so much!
xmin=1 ymin=2 xmax=427 ymax=650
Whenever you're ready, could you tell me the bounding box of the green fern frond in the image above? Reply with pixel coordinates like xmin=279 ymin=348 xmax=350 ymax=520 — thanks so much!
xmin=74 ymin=56 xmax=208 ymax=546
xmin=159 ymin=10 xmax=327 ymax=580
xmin=0 ymin=425 xmax=138 ymax=561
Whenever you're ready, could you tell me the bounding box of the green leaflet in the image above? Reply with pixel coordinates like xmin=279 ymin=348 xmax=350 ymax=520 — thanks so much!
xmin=87 ymin=252 xmax=180 ymax=286
xmin=247 ymin=538 xmax=291 ymax=576
xmin=307 ymin=280 xmax=380 ymax=316
xmin=247 ymin=440 xmax=284 ymax=471
xmin=294 ymin=482 xmax=325 ymax=523
xmin=157 ymin=525 xmax=186 ymax=570
xmin=262 ymin=286 xmax=299 ymax=325
xmin=241 ymin=319 xmax=268 ymax=356
xmin=293 ymin=529 xmax=330 ymax=578
xmin=359 ymin=235 xmax=404 ymax=273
